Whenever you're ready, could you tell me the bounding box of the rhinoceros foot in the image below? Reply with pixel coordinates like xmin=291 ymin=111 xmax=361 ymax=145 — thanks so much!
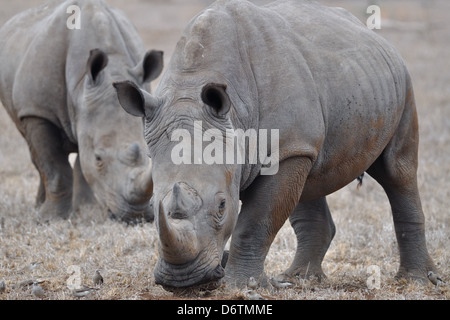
xmin=278 ymin=269 xmax=327 ymax=285
xmin=223 ymin=267 xmax=271 ymax=289
xmin=36 ymin=197 xmax=72 ymax=222
xmin=395 ymin=263 xmax=441 ymax=285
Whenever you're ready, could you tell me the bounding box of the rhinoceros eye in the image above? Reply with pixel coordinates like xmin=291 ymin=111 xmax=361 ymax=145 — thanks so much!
xmin=219 ymin=199 xmax=226 ymax=211
xmin=214 ymin=194 xmax=227 ymax=226
xmin=95 ymin=154 xmax=104 ymax=169
xmin=212 ymin=198 xmax=227 ymax=229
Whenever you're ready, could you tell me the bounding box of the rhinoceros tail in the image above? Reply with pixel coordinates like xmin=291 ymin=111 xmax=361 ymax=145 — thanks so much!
xmin=356 ymin=173 xmax=364 ymax=189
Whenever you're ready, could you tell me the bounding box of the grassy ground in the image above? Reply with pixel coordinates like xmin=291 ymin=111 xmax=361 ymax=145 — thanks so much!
xmin=0 ymin=0 xmax=448 ymax=300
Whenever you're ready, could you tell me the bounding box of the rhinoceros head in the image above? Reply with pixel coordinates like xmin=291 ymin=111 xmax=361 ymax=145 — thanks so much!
xmin=77 ymin=49 xmax=163 ymax=223
xmin=114 ymin=81 xmax=241 ymax=287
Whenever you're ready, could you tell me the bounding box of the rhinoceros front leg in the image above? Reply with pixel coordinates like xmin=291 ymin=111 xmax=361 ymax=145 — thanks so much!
xmin=34 ymin=168 xmax=45 ymax=208
xmin=72 ymin=154 xmax=95 ymax=213
xmin=23 ymin=117 xmax=73 ymax=220
xmin=225 ymin=156 xmax=313 ymax=287
xmin=280 ymin=197 xmax=336 ymax=281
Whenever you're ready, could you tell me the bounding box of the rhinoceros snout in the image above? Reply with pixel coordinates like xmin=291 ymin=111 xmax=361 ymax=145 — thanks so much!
xmin=107 ymin=198 xmax=154 ymax=224
xmin=212 ymin=264 xmax=225 ymax=280
xmin=154 ymin=259 xmax=225 ymax=289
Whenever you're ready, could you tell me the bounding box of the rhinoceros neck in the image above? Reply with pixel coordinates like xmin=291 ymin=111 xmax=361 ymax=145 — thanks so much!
xmin=64 ymin=1 xmax=146 ymax=142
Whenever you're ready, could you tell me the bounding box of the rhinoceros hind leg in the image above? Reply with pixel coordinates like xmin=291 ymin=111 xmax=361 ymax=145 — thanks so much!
xmin=23 ymin=117 xmax=73 ymax=221
xmin=366 ymin=95 xmax=437 ymax=283
xmin=281 ymin=197 xmax=335 ymax=281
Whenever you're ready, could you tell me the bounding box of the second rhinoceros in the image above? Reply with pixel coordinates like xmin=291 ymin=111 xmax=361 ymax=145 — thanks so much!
xmin=115 ymin=0 xmax=438 ymax=287
xmin=0 ymin=0 xmax=163 ymax=222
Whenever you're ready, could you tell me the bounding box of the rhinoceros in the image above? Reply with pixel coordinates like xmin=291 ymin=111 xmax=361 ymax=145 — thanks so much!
xmin=0 ymin=0 xmax=163 ymax=222
xmin=114 ymin=0 xmax=438 ymax=287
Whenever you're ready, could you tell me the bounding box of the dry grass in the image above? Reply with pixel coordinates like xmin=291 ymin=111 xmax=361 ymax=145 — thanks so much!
xmin=0 ymin=0 xmax=448 ymax=300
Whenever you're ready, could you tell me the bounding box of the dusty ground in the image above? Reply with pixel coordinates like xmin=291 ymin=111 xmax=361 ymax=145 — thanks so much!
xmin=0 ymin=0 xmax=448 ymax=300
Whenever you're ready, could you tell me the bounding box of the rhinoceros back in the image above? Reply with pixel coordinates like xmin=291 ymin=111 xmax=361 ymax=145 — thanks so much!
xmin=0 ymin=0 xmax=144 ymax=141
xmin=164 ymin=0 xmax=412 ymax=193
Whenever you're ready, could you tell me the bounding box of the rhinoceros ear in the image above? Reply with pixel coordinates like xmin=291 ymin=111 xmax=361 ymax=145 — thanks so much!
xmin=113 ymin=81 xmax=160 ymax=118
xmin=132 ymin=50 xmax=164 ymax=84
xmin=87 ymin=49 xmax=108 ymax=84
xmin=201 ymin=83 xmax=231 ymax=117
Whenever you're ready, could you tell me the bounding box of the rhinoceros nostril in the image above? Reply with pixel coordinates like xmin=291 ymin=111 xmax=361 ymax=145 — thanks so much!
xmin=108 ymin=209 xmax=117 ymax=220
xmin=168 ymin=211 xmax=188 ymax=219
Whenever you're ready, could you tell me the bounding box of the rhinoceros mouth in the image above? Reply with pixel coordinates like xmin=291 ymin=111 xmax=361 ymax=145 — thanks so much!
xmin=154 ymin=257 xmax=225 ymax=289
xmin=107 ymin=201 xmax=154 ymax=223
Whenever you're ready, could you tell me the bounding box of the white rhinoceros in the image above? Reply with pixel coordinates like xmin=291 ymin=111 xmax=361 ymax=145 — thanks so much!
xmin=115 ymin=0 xmax=438 ymax=287
xmin=0 ymin=0 xmax=163 ymax=222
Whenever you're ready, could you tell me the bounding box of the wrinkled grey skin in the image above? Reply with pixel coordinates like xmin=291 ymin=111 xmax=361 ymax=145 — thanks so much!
xmin=0 ymin=0 xmax=163 ymax=222
xmin=115 ymin=0 xmax=438 ymax=287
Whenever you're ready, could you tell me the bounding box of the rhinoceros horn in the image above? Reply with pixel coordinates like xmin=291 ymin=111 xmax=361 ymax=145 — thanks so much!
xmin=134 ymin=163 xmax=153 ymax=199
xmin=127 ymin=142 xmax=141 ymax=163
xmin=157 ymin=185 xmax=200 ymax=264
